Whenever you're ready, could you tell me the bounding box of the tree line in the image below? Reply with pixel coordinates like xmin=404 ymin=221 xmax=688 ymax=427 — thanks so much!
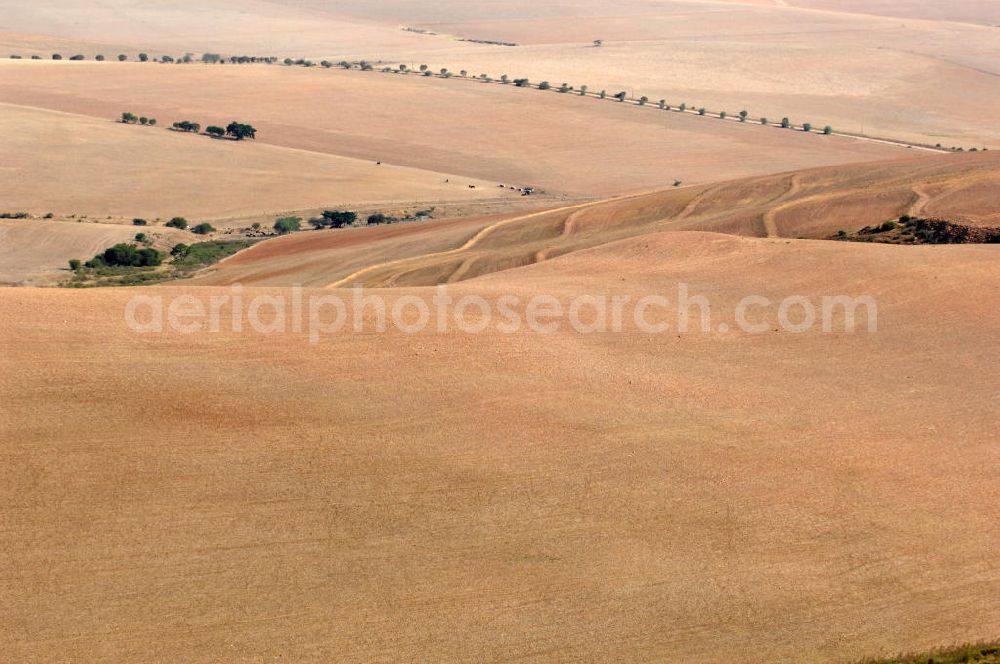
xmin=123 ymin=113 xmax=258 ymax=140
xmin=317 ymin=59 xmax=842 ymax=137
xmin=272 ymin=208 xmax=435 ymax=235
xmin=12 ymin=48 xmax=863 ymax=143
xmin=15 ymin=53 xmax=278 ymax=64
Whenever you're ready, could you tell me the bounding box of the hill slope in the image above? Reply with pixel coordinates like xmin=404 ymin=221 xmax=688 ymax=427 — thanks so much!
xmin=191 ymin=151 xmax=1000 ymax=288
xmin=0 ymin=101 xmax=505 ymax=220
xmin=2 ymin=231 xmax=998 ymax=662
xmin=0 ymin=61 xmax=915 ymax=198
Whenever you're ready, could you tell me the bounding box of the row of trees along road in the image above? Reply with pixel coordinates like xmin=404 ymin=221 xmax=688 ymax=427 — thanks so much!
xmin=124 ymin=114 xmax=257 ymax=140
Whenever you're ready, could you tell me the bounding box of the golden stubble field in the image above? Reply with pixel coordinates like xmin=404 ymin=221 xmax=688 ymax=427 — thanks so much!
xmin=2 ymin=231 xmax=998 ymax=662
xmin=0 ymin=61 xmax=915 ymax=201
xmin=2 ymin=0 xmax=998 ymax=147
xmin=0 ymin=100 xmax=508 ymax=220
xmin=190 ymin=151 xmax=1000 ymax=288
xmin=2 ymin=2 xmax=999 ymax=661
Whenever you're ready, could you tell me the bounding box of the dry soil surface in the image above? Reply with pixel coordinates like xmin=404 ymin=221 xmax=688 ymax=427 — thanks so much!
xmin=2 ymin=231 xmax=998 ymax=662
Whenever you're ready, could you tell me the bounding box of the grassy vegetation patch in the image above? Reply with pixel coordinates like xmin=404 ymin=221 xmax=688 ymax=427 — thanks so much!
xmin=64 ymin=239 xmax=257 ymax=287
xmin=65 ymin=264 xmax=164 ymax=288
xmin=833 ymin=216 xmax=1000 ymax=245
xmin=171 ymin=239 xmax=255 ymax=271
xmin=860 ymin=642 xmax=1000 ymax=664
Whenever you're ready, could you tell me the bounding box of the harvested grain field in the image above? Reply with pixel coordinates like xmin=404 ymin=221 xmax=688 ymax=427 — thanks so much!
xmin=3 ymin=0 xmax=997 ymax=147
xmin=0 ymin=218 xmax=189 ymax=285
xmin=0 ymin=61 xmax=915 ymax=199
xmin=0 ymin=102 xmax=508 ymax=220
xmin=3 ymin=1 xmax=999 ymax=661
xmin=2 ymin=231 xmax=998 ymax=662
xmin=190 ymin=151 xmax=1000 ymax=288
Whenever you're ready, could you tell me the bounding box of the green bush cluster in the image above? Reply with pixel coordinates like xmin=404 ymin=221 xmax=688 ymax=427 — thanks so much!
xmin=274 ymin=217 xmax=301 ymax=234
xmin=85 ymin=243 xmax=163 ymax=268
xmin=309 ymin=210 xmax=357 ymax=229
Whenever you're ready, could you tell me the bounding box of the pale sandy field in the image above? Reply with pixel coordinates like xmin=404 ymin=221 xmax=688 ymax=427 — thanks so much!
xmin=2 ymin=231 xmax=998 ymax=662
xmin=0 ymin=101 xmax=507 ymax=219
xmin=192 ymin=151 xmax=1000 ymax=288
xmin=0 ymin=219 xmax=189 ymax=285
xmin=2 ymin=0 xmax=998 ymax=147
xmin=2 ymin=1 xmax=999 ymax=661
xmin=773 ymin=0 xmax=1000 ymax=25
xmin=0 ymin=62 xmax=914 ymax=200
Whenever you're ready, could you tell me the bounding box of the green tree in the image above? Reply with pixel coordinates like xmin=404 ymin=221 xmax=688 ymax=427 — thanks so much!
xmin=781 ymin=117 xmax=791 ymax=128
xmin=170 ymin=243 xmax=190 ymax=257
xmin=121 ymin=112 xmax=138 ymax=124
xmin=274 ymin=217 xmax=301 ymax=234
xmin=138 ymin=53 xmax=148 ymax=62
xmin=69 ymin=259 xmax=82 ymax=271
xmin=321 ymin=210 xmax=357 ymax=228
xmin=132 ymin=218 xmax=147 ymax=226
xmin=579 ymin=85 xmax=588 ymax=96
xmin=95 ymin=54 xmax=105 ymax=61
xmin=823 ymin=125 xmax=833 ymax=135
xmin=100 ymin=243 xmax=162 ymax=267
xmin=538 ymin=81 xmax=551 ymax=90
xmin=658 ymin=99 xmax=666 ymax=110
xmin=118 ymin=54 xmax=127 ymax=61
xmin=599 ymin=90 xmax=607 ymax=99
xmin=166 ymin=217 xmax=188 ymax=229
xmin=760 ymin=117 xmax=769 ymax=125
xmin=698 ymin=107 xmax=707 ymax=116
xmin=70 ymin=54 xmax=85 ymax=61
xmin=739 ymin=110 xmax=749 ymax=122
xmin=802 ymin=122 xmax=813 ymax=132
xmin=614 ymin=91 xmax=626 ymax=102
xmin=139 ymin=117 xmax=148 ymax=125
xmin=719 ymin=111 xmax=727 ymax=119
xmin=367 ymin=213 xmax=387 ymax=225
xmin=638 ymin=96 xmax=648 ymax=106
xmin=191 ymin=223 xmax=215 ymax=235
xmin=225 ymin=122 xmax=257 ymax=140
xmin=52 ymin=53 xmax=63 ymax=60
xmin=134 ymin=232 xmax=149 ymax=244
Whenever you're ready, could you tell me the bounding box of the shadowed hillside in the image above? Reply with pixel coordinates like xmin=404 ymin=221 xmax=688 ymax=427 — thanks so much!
xmin=190 ymin=151 xmax=1000 ymax=288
